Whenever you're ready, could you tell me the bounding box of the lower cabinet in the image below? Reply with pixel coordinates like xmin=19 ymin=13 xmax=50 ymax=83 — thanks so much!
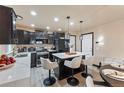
xmin=31 ymin=52 xmax=37 ymax=68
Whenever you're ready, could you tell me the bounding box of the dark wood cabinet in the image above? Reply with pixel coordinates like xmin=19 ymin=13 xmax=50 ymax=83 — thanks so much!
xmin=15 ymin=29 xmax=25 ymax=44
xmin=53 ymin=32 xmax=64 ymax=39
xmin=12 ymin=29 xmax=66 ymax=45
xmin=23 ymin=31 xmax=31 ymax=44
xmin=16 ymin=29 xmax=34 ymax=44
xmin=53 ymin=32 xmax=69 ymax=52
xmin=0 ymin=5 xmax=16 ymax=44
xmin=48 ymin=34 xmax=54 ymax=44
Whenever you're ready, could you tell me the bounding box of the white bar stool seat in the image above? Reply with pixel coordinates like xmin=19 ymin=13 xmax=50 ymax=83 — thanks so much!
xmin=41 ymin=57 xmax=58 ymax=86
xmin=81 ymin=56 xmax=94 ymax=78
xmin=64 ymin=56 xmax=82 ymax=86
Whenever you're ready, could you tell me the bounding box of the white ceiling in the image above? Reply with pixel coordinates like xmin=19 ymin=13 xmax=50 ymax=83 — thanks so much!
xmin=8 ymin=5 xmax=124 ymax=32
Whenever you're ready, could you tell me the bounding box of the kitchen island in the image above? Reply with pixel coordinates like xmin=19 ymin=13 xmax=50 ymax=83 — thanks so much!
xmin=52 ymin=52 xmax=84 ymax=80
xmin=0 ymin=52 xmax=31 ymax=87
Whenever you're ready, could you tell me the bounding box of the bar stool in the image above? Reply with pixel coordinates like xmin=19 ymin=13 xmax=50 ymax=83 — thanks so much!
xmin=64 ymin=56 xmax=82 ymax=86
xmin=81 ymin=56 xmax=94 ymax=78
xmin=81 ymin=55 xmax=87 ymax=77
xmin=41 ymin=57 xmax=58 ymax=86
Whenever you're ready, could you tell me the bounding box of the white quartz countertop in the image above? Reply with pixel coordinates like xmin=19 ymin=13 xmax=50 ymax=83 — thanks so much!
xmin=52 ymin=51 xmax=83 ymax=59
xmin=0 ymin=52 xmax=31 ymax=85
xmin=47 ymin=49 xmax=57 ymax=52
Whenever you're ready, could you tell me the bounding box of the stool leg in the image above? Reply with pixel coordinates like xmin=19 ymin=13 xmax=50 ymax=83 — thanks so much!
xmin=49 ymin=70 xmax=51 ymax=79
xmin=72 ymin=68 xmax=74 ymax=77
xmin=67 ymin=69 xmax=79 ymax=86
xmin=43 ymin=70 xmax=56 ymax=86
xmin=86 ymin=65 xmax=88 ymax=75
xmin=81 ymin=65 xmax=88 ymax=78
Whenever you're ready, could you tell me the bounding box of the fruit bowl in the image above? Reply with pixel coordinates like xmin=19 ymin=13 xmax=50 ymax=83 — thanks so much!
xmin=0 ymin=54 xmax=16 ymax=70
xmin=0 ymin=63 xmax=15 ymax=70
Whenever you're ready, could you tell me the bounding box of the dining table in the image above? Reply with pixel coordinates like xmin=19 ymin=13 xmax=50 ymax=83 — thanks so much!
xmin=100 ymin=65 xmax=124 ymax=87
xmin=52 ymin=51 xmax=84 ymax=80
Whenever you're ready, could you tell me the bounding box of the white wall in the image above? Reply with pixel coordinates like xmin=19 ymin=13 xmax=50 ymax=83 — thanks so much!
xmin=80 ymin=19 xmax=124 ymax=59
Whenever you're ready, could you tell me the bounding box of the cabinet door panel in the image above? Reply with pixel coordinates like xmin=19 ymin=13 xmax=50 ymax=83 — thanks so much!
xmin=0 ymin=6 xmax=16 ymax=44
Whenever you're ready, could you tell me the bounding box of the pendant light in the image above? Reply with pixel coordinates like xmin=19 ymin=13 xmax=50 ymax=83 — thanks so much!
xmin=65 ymin=16 xmax=70 ymax=39
xmin=79 ymin=21 xmax=83 ymax=40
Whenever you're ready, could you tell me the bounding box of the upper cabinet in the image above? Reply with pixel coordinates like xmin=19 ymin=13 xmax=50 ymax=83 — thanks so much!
xmin=0 ymin=5 xmax=16 ymax=44
xmin=53 ymin=32 xmax=65 ymax=39
xmin=15 ymin=29 xmax=35 ymax=44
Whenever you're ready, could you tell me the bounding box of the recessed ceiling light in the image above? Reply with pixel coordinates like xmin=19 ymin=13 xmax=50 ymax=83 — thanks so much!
xmin=58 ymin=28 xmax=62 ymax=31
xmin=31 ymin=24 xmax=35 ymax=27
xmin=70 ymin=22 xmax=74 ymax=26
xmin=30 ymin=11 xmax=37 ymax=16
xmin=46 ymin=26 xmax=50 ymax=30
xmin=54 ymin=17 xmax=59 ymax=22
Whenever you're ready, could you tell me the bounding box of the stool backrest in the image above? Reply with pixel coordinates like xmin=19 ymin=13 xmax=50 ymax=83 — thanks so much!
xmin=71 ymin=56 xmax=82 ymax=68
xmin=83 ymin=56 xmax=94 ymax=65
xmin=40 ymin=57 xmax=50 ymax=70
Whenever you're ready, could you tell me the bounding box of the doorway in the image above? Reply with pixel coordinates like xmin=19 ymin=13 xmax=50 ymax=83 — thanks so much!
xmin=81 ymin=32 xmax=94 ymax=59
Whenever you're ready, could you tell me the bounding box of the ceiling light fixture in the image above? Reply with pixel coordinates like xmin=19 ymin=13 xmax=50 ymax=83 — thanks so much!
xmin=58 ymin=28 xmax=62 ymax=31
xmin=54 ymin=17 xmax=59 ymax=22
xmin=65 ymin=16 xmax=70 ymax=39
xmin=30 ymin=11 xmax=37 ymax=16
xmin=46 ymin=26 xmax=50 ymax=30
xmin=70 ymin=22 xmax=74 ymax=26
xmin=79 ymin=21 xmax=83 ymax=40
xmin=31 ymin=24 xmax=35 ymax=27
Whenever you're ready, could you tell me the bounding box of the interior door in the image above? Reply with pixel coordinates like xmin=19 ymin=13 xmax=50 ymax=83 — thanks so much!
xmin=70 ymin=35 xmax=76 ymax=51
xmin=81 ymin=32 xmax=94 ymax=59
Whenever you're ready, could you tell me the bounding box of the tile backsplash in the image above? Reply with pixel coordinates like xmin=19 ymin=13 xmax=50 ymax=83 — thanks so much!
xmin=0 ymin=45 xmax=14 ymax=55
